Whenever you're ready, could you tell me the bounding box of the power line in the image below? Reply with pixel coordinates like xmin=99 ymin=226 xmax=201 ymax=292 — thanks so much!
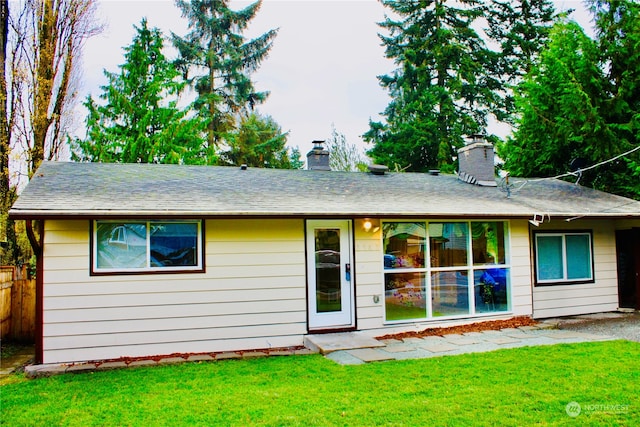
xmin=501 ymin=145 xmax=640 ymax=197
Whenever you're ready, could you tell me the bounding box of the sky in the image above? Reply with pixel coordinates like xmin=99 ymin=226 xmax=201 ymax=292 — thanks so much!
xmin=79 ymin=0 xmax=594 ymax=156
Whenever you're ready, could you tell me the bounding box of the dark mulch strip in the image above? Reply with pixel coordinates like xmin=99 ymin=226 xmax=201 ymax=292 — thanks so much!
xmin=376 ymin=316 xmax=539 ymax=341
xmin=85 ymin=346 xmax=308 ymax=368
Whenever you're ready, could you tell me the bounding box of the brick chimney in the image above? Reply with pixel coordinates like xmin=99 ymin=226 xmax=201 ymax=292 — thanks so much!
xmin=307 ymin=140 xmax=331 ymax=171
xmin=457 ymin=134 xmax=497 ymax=187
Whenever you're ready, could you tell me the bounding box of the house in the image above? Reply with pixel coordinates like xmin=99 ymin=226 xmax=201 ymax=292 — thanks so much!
xmin=9 ymin=140 xmax=640 ymax=364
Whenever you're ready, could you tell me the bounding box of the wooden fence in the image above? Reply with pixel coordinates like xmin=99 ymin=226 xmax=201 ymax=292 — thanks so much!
xmin=0 ymin=266 xmax=36 ymax=342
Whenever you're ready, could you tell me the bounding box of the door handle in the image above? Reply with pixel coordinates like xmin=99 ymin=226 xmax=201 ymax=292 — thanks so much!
xmin=345 ymin=263 xmax=351 ymax=281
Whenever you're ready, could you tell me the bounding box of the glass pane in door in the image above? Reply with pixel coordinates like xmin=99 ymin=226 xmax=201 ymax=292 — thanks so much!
xmin=315 ymin=229 xmax=342 ymax=313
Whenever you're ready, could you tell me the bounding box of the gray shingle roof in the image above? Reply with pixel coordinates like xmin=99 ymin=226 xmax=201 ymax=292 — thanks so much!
xmin=9 ymin=161 xmax=640 ymax=219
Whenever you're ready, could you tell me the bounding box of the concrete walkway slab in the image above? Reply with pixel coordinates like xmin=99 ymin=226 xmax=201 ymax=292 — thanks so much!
xmin=483 ymin=336 xmax=521 ymax=345
xmin=442 ymin=334 xmax=483 ymax=345
xmin=383 ymin=344 xmax=418 ymax=353
xmin=322 ymin=326 xmax=620 ymax=365
xmin=325 ymin=350 xmax=366 ymax=365
xmin=419 ymin=342 xmax=460 ymax=353
xmin=346 ymin=348 xmax=395 ymax=362
xmin=304 ymin=332 xmax=384 ymax=354
xmin=7 ymin=311 xmax=634 ymax=376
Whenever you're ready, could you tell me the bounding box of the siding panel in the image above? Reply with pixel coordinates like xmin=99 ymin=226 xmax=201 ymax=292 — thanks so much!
xmin=531 ymin=219 xmax=619 ymax=318
xmin=42 ymin=219 xmax=308 ymax=363
xmin=44 ymin=323 xmax=306 ymax=351
xmin=44 ymin=311 xmax=307 ymax=336
xmin=44 ymin=299 xmax=304 ymax=323
xmin=44 ymin=288 xmax=306 ymax=310
xmin=44 ymin=276 xmax=303 ymax=297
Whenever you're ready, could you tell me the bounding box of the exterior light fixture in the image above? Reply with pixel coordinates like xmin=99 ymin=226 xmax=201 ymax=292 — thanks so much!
xmin=529 ymin=213 xmax=549 ymax=227
xmin=363 ymin=219 xmax=380 ymax=233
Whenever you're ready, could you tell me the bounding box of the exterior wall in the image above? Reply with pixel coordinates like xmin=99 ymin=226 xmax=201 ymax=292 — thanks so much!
xmin=615 ymin=219 xmax=640 ymax=230
xmin=509 ymin=220 xmax=535 ymax=317
xmin=532 ymin=219 xmax=619 ymax=318
xmin=41 ymin=216 xmax=622 ymax=363
xmin=353 ymin=219 xmax=385 ymax=330
xmin=42 ymin=219 xmax=307 ymax=364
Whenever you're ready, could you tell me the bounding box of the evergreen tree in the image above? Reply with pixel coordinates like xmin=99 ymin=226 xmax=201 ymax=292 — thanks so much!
xmin=218 ymin=112 xmax=298 ymax=169
xmin=499 ymin=21 xmax=609 ymax=178
xmin=501 ymin=1 xmax=640 ymax=200
xmin=172 ymin=0 xmax=277 ymax=155
xmin=588 ymin=0 xmax=640 ymax=198
xmin=73 ymin=19 xmax=205 ymax=164
xmin=364 ymin=0 xmax=501 ymax=172
xmin=484 ymin=0 xmax=556 ymax=122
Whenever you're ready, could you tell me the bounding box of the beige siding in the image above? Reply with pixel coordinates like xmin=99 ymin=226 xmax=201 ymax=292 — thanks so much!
xmin=42 ymin=219 xmax=307 ymax=364
xmin=42 ymin=216 xmax=624 ymax=364
xmin=532 ymin=220 xmax=619 ymax=318
xmin=509 ymin=220 xmax=534 ymax=316
xmin=354 ymin=219 xmax=385 ymax=330
xmin=615 ymin=219 xmax=640 ymax=230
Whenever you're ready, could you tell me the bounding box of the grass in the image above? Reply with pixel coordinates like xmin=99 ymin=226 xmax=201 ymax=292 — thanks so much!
xmin=0 ymin=340 xmax=24 ymax=359
xmin=2 ymin=340 xmax=639 ymax=426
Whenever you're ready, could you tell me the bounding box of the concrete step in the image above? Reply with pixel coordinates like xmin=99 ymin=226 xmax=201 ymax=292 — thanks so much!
xmin=304 ymin=332 xmax=385 ymax=355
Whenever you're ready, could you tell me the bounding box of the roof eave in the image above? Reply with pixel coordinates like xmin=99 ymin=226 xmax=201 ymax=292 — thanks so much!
xmin=9 ymin=209 xmax=640 ymax=221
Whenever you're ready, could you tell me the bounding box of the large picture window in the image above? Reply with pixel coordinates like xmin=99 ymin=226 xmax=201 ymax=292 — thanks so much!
xmin=383 ymin=221 xmax=510 ymax=322
xmin=92 ymin=220 xmax=204 ymax=274
xmin=534 ymin=231 xmax=593 ymax=285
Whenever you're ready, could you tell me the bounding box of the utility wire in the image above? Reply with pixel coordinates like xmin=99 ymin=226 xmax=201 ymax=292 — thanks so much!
xmin=530 ymin=144 xmax=640 ymax=182
xmin=501 ymin=144 xmax=640 ymax=196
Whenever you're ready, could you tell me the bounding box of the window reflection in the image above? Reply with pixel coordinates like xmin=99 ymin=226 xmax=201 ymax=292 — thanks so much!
xmin=314 ymin=229 xmax=342 ymax=313
xmin=431 ymin=271 xmax=470 ymax=317
xmin=95 ymin=221 xmax=200 ymax=272
xmin=474 ymin=268 xmax=509 ymax=313
xmin=429 ymin=223 xmax=469 ymax=267
xmin=472 ymin=222 xmax=506 ymax=265
xmin=383 ymin=222 xmax=426 ymax=269
xmin=97 ymin=223 xmax=147 ymax=269
xmin=385 ymin=272 xmax=426 ymax=321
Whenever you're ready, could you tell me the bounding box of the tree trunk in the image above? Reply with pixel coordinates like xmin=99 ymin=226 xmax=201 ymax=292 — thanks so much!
xmin=1 ymin=0 xmax=9 ymax=198
xmin=31 ymin=0 xmax=56 ymax=175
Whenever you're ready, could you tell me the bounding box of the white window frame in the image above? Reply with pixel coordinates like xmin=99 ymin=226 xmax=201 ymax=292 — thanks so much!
xmin=92 ymin=220 xmax=204 ymax=275
xmin=534 ymin=231 xmax=594 ymax=285
xmin=382 ymin=220 xmax=512 ymax=323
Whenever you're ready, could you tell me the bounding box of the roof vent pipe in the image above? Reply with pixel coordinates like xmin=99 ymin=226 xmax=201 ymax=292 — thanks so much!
xmin=368 ymin=164 xmax=389 ymax=175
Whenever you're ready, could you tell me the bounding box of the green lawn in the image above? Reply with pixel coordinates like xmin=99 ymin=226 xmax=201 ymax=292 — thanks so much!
xmin=2 ymin=340 xmax=638 ymax=426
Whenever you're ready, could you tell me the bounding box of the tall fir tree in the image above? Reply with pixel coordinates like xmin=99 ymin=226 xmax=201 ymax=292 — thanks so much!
xmin=172 ymin=0 xmax=277 ymax=157
xmin=364 ymin=0 xmax=501 ymax=172
xmin=499 ymin=21 xmax=609 ymax=178
xmin=218 ymin=112 xmax=299 ymax=169
xmin=484 ymin=0 xmax=556 ymax=122
xmin=72 ymin=19 xmax=205 ymax=164
xmin=587 ymin=0 xmax=640 ymax=198
xmin=501 ymin=1 xmax=640 ymax=200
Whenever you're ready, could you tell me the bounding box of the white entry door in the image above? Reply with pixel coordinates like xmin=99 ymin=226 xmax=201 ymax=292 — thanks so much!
xmin=306 ymin=220 xmax=355 ymax=330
